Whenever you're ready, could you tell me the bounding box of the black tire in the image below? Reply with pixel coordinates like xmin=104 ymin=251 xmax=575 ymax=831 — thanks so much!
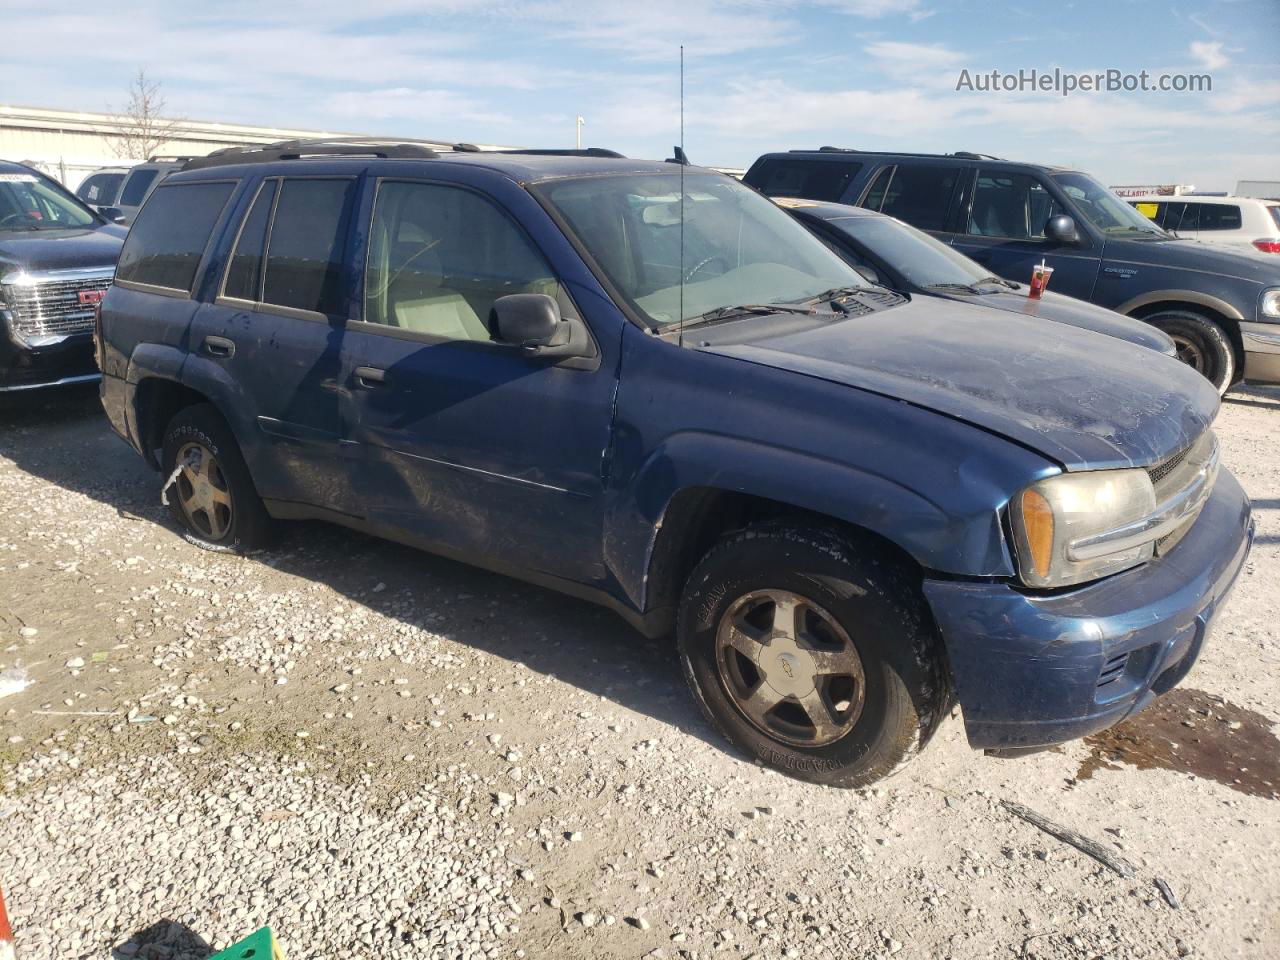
xmin=677 ymin=523 xmax=947 ymax=788
xmin=1142 ymin=309 xmax=1235 ymax=395
xmin=160 ymin=404 xmax=272 ymax=553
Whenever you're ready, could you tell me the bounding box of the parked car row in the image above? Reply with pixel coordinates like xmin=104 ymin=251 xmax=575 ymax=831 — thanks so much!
xmin=75 ymin=156 xmax=193 ymax=224
xmin=744 ymin=148 xmax=1280 ymax=393
xmin=68 ymin=138 xmax=1251 ymax=787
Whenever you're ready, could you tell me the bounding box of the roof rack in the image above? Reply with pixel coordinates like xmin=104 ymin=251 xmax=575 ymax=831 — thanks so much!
xmin=791 ymin=147 xmax=1006 ymax=161
xmin=180 ymin=138 xmax=447 ymax=170
xmin=146 ymin=155 xmax=201 ymax=163
xmin=493 ymin=148 xmax=626 ymax=158
xmin=179 ymin=139 xmax=627 ymax=171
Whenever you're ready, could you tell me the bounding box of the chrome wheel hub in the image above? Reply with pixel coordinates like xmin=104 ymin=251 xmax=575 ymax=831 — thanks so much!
xmin=175 ymin=441 xmax=233 ymax=540
xmin=1172 ymin=334 xmax=1205 ymax=372
xmin=715 ymin=589 xmax=866 ymax=747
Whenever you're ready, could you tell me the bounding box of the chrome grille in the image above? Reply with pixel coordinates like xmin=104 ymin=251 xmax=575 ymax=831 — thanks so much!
xmin=1147 ymin=446 xmax=1190 ymax=485
xmin=3 ymin=275 xmax=113 ymax=338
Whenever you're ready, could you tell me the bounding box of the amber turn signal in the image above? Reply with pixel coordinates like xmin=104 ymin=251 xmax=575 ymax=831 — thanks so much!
xmin=1019 ymin=488 xmax=1055 ymax=580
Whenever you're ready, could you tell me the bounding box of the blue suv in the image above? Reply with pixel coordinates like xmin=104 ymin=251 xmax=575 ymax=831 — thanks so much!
xmin=98 ymin=140 xmax=1253 ymax=786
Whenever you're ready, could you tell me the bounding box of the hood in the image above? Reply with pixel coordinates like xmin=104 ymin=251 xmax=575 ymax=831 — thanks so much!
xmin=0 ymin=226 xmax=123 ymax=276
xmin=939 ymin=288 xmax=1175 ymax=355
xmin=1104 ymin=235 xmax=1280 ymax=285
xmin=701 ymin=297 xmax=1219 ymax=471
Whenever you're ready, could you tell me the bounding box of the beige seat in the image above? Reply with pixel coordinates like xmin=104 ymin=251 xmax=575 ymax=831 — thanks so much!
xmin=393 ymin=288 xmax=489 ymax=340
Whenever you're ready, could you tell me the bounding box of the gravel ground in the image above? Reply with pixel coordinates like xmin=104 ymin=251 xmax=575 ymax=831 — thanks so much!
xmin=1 ymin=384 xmax=1277 ymax=960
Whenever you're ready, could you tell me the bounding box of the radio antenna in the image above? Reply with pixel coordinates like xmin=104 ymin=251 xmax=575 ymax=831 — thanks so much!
xmin=678 ymin=44 xmax=685 ymax=348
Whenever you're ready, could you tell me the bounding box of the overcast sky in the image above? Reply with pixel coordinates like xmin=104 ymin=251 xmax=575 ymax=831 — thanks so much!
xmin=2 ymin=0 xmax=1276 ymax=190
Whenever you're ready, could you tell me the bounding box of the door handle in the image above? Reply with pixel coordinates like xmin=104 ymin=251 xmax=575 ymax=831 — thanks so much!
xmin=354 ymin=366 xmax=388 ymax=388
xmin=203 ymin=335 xmax=235 ymax=358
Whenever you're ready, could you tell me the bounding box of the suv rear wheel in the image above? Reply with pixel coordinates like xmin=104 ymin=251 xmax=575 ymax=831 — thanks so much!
xmin=676 ymin=523 xmax=947 ymax=787
xmin=1142 ymin=309 xmax=1235 ymax=395
xmin=161 ymin=404 xmax=271 ymax=553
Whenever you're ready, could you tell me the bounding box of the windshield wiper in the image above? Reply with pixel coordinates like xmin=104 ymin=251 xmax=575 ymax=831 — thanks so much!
xmin=679 ymin=303 xmax=816 ymax=331
xmin=975 ymin=275 xmax=1018 ymax=289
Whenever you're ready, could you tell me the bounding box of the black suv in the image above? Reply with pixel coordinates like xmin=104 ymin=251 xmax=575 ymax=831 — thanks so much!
xmin=745 ymin=149 xmax=1280 ymax=393
xmin=0 ymin=160 xmax=123 ymax=393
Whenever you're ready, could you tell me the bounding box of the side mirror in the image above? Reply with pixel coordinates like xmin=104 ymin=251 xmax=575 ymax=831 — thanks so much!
xmin=491 ymin=293 xmax=593 ymax=360
xmin=99 ymin=207 xmax=126 ymax=224
xmin=1043 ymin=214 xmax=1080 ymax=245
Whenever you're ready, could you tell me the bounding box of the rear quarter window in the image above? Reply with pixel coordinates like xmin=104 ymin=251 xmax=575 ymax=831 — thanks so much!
xmin=1270 ymin=206 xmax=1280 ymax=231
xmin=119 ymin=169 xmax=160 ymax=207
xmin=748 ymin=158 xmax=863 ymax=202
xmin=1196 ymin=204 xmax=1242 ymax=231
xmin=115 ymin=182 xmax=236 ymax=292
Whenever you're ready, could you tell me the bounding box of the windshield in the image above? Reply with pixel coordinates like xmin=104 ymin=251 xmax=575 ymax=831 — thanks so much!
xmin=0 ymin=172 xmax=98 ymax=232
xmin=1052 ymin=172 xmax=1169 ymax=237
xmin=539 ymin=173 xmax=861 ymax=326
xmin=827 ymin=215 xmax=994 ymax=288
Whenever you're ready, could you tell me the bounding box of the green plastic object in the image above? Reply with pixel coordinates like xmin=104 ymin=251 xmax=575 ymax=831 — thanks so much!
xmin=208 ymin=927 xmax=286 ymax=960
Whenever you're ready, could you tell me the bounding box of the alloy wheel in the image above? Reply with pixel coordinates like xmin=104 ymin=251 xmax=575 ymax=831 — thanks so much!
xmin=174 ymin=441 xmax=233 ymax=540
xmin=715 ymin=589 xmax=866 ymax=747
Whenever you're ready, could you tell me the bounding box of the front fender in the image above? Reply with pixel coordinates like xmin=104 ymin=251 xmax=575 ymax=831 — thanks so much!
xmin=604 ymin=430 xmax=1020 ymax=615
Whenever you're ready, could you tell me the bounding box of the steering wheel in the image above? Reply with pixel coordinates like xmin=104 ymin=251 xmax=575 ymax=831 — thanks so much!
xmin=0 ymin=213 xmax=30 ymax=227
xmin=685 ymin=256 xmax=728 ymax=283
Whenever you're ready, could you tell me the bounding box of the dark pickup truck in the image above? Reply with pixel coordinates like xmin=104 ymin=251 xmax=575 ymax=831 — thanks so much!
xmin=0 ymin=160 xmax=122 ymax=393
xmin=98 ymin=141 xmax=1252 ymax=786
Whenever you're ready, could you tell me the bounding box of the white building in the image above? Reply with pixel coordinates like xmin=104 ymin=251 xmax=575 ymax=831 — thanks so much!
xmin=0 ymin=104 xmax=364 ymax=189
xmin=1 ymin=104 xmax=516 ymax=190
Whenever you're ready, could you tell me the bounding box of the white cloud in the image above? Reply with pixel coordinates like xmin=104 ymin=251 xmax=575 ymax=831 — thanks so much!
xmin=322 ymin=88 xmax=513 ymax=128
xmin=1190 ymin=40 xmax=1229 ymax=70
xmin=820 ymin=0 xmax=924 ymax=17
xmin=863 ymin=40 xmax=966 ymax=73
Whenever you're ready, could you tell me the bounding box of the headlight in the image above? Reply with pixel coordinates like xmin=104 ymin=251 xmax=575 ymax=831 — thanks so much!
xmin=1261 ymin=288 xmax=1280 ymax=320
xmin=1010 ymin=469 xmax=1157 ymax=588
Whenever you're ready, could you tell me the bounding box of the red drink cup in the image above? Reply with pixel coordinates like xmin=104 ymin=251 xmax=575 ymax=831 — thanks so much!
xmin=1028 ymin=264 xmax=1053 ymax=300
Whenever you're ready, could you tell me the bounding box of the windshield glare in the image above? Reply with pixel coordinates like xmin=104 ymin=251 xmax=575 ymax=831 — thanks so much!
xmin=0 ymin=173 xmax=98 ymax=232
xmin=831 ymin=215 xmax=992 ymax=288
xmin=1052 ymin=172 xmax=1168 ymax=236
xmin=540 ymin=173 xmax=861 ymax=326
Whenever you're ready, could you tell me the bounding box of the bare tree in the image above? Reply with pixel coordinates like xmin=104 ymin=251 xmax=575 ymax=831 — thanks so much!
xmin=106 ymin=69 xmax=186 ymax=161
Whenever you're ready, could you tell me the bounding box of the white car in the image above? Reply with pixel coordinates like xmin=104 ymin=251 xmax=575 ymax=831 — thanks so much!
xmin=1128 ymin=194 xmax=1280 ymax=256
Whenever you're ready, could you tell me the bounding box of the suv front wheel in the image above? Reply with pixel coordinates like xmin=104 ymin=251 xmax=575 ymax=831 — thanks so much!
xmin=676 ymin=523 xmax=947 ymax=787
xmin=161 ymin=404 xmax=272 ymax=553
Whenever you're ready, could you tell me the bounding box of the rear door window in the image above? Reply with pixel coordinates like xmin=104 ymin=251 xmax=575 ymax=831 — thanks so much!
xmin=222 ymin=180 xmax=278 ymax=302
xmin=119 ymin=169 xmax=160 ymax=207
xmin=867 ymin=164 xmax=960 ymax=232
xmin=78 ymin=173 xmax=124 ymax=204
xmin=749 ymin=158 xmax=863 ymax=202
xmin=115 ymin=182 xmax=236 ymax=292
xmin=261 ymin=178 xmax=355 ymax=316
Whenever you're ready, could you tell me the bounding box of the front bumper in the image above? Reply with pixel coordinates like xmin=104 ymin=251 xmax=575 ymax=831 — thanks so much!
xmin=923 ymin=468 xmax=1253 ymax=750
xmin=0 ymin=324 xmax=100 ymax=393
xmin=1240 ymin=321 xmax=1280 ymax=385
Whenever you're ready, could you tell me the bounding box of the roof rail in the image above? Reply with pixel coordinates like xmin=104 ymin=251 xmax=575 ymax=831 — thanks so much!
xmin=180 ymin=138 xmax=445 ymax=170
xmin=494 ymin=148 xmax=626 ymax=158
xmin=785 ymin=147 xmax=1008 ymax=162
xmin=146 ymin=155 xmax=200 ymax=163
